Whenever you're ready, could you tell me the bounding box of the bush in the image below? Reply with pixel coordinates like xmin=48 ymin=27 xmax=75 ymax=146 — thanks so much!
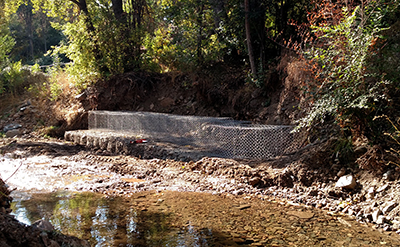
xmin=0 ymin=61 xmax=29 ymax=95
xmin=296 ymin=1 xmax=398 ymax=136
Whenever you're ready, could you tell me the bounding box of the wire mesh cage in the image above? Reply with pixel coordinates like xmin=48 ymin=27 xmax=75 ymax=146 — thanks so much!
xmin=88 ymin=110 xmax=303 ymax=159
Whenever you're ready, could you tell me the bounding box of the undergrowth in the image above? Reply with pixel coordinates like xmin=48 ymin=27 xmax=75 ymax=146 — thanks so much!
xmin=374 ymin=115 xmax=400 ymax=168
xmin=294 ymin=2 xmax=394 ymax=131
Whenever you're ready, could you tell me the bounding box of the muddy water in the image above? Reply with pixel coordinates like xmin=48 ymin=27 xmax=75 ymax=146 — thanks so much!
xmin=10 ymin=189 xmax=400 ymax=247
xmin=11 ymin=191 xmax=218 ymax=247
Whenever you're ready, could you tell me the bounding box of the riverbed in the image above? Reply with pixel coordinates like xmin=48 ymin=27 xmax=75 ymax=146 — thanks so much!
xmin=1 ymin=138 xmax=400 ymax=246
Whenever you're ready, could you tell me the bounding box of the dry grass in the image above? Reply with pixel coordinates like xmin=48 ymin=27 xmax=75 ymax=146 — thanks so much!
xmin=35 ymin=71 xmax=84 ymax=131
xmin=1 ymin=70 xmax=85 ymax=137
xmin=275 ymin=51 xmax=314 ymax=123
xmin=0 ymin=94 xmax=23 ymax=118
xmin=356 ymin=145 xmax=385 ymax=172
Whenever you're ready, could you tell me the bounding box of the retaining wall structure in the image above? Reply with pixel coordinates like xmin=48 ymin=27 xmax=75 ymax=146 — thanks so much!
xmin=65 ymin=111 xmax=303 ymax=160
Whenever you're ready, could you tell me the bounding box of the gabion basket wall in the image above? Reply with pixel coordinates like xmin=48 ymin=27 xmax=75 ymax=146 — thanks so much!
xmin=88 ymin=111 xmax=303 ymax=159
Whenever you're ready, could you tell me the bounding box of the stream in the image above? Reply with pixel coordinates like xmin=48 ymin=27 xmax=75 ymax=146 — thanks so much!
xmin=11 ymin=191 xmax=217 ymax=247
xmin=2 ymin=139 xmax=400 ymax=246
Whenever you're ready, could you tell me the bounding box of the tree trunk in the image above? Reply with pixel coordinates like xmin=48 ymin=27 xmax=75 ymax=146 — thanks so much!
xmin=38 ymin=11 xmax=48 ymax=52
xmin=70 ymin=0 xmax=107 ymax=72
xmin=255 ymin=1 xmax=266 ymax=74
xmin=245 ymin=0 xmax=256 ymax=76
xmin=70 ymin=0 xmax=95 ymax=32
xmin=209 ymin=0 xmax=226 ymax=29
xmin=111 ymin=0 xmax=125 ymax=21
xmin=197 ymin=0 xmax=204 ymax=66
xmin=24 ymin=2 xmax=34 ymax=61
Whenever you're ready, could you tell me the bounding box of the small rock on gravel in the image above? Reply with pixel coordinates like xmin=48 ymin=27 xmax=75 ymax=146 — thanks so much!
xmin=335 ymin=174 xmax=356 ymax=190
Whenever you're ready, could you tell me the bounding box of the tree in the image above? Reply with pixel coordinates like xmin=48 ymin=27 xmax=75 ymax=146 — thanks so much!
xmin=0 ymin=1 xmax=15 ymax=69
xmin=2 ymin=0 xmax=313 ymax=83
xmin=111 ymin=0 xmax=124 ymax=21
xmin=18 ymin=1 xmax=34 ymax=61
xmin=245 ymin=0 xmax=256 ymax=76
xmin=21 ymin=0 xmax=150 ymax=78
xmin=3 ymin=1 xmax=64 ymax=64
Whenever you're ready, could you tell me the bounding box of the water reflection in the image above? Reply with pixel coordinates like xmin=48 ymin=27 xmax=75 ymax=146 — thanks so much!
xmin=10 ymin=191 xmax=217 ymax=247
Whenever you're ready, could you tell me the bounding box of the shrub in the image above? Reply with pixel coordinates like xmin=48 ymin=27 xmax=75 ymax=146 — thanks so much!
xmin=0 ymin=61 xmax=29 ymax=95
xmin=296 ymin=1 xmax=398 ymax=136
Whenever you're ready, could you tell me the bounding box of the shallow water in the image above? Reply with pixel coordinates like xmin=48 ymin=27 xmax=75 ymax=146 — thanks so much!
xmin=11 ymin=191 xmax=218 ymax=247
xmin=3 ymin=140 xmax=400 ymax=247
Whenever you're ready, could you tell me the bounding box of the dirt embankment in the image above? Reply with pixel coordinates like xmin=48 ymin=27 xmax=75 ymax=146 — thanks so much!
xmin=80 ymin=68 xmax=300 ymax=128
xmin=1 ymin=59 xmax=307 ymax=139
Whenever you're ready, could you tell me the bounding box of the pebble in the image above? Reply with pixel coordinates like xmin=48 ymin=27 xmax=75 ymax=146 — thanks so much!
xmin=376 ymin=216 xmax=386 ymax=225
xmin=337 ymin=167 xmax=346 ymax=177
xmin=377 ymin=184 xmax=389 ymax=193
xmin=237 ymin=204 xmax=251 ymax=210
xmin=372 ymin=209 xmax=383 ymax=223
xmin=382 ymin=202 xmax=398 ymax=214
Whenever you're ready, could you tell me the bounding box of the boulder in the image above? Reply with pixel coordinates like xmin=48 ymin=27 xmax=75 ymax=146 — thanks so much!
xmin=376 ymin=215 xmax=386 ymax=224
xmin=383 ymin=170 xmax=395 ymax=181
xmin=366 ymin=186 xmax=375 ymax=199
xmin=32 ymin=219 xmax=54 ymax=232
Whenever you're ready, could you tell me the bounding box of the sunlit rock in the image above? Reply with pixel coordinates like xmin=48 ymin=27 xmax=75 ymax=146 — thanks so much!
xmin=335 ymin=174 xmax=356 ymax=190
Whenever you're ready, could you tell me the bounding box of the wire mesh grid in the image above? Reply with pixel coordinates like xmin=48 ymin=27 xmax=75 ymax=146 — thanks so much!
xmin=88 ymin=111 xmax=303 ymax=159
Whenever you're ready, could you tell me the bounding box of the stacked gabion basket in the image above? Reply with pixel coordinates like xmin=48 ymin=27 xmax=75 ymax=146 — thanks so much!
xmin=86 ymin=111 xmax=302 ymax=159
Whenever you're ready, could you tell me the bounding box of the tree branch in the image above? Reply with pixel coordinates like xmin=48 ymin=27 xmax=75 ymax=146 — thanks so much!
xmin=69 ymin=0 xmax=80 ymax=5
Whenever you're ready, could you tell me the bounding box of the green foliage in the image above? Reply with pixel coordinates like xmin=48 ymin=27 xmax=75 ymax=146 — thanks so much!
xmin=33 ymin=0 xmax=151 ymax=83
xmin=0 ymin=35 xmax=14 ymax=93
xmin=368 ymin=20 xmax=400 ymax=88
xmin=296 ymin=3 xmax=396 ymax=131
xmin=0 ymin=6 xmax=15 ymax=70
xmin=0 ymin=33 xmax=15 ymax=68
xmin=1 ymin=0 xmax=314 ymax=88
xmin=146 ymin=0 xmax=229 ymax=71
xmin=30 ymin=63 xmax=40 ymax=73
xmin=334 ymin=136 xmax=354 ymax=164
xmin=50 ymin=18 xmax=98 ymax=88
xmin=45 ymin=55 xmax=64 ymax=101
xmin=0 ymin=60 xmax=27 ymax=94
xmin=5 ymin=1 xmax=65 ymax=65
xmin=48 ymin=81 xmax=61 ymax=101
